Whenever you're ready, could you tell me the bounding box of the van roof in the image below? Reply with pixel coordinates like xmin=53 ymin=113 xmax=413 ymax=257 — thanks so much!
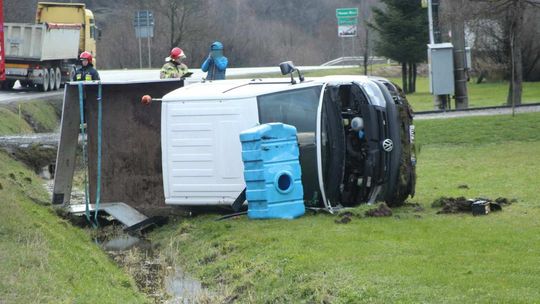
xmin=163 ymin=75 xmax=376 ymax=102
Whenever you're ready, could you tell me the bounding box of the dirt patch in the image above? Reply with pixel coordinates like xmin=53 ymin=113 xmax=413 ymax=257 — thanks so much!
xmin=88 ymin=225 xmax=169 ymax=303
xmin=365 ymin=202 xmax=393 ymax=217
xmin=334 ymin=210 xmax=366 ymax=224
xmin=431 ymin=196 xmax=515 ymax=214
xmin=109 ymin=246 xmax=167 ymax=302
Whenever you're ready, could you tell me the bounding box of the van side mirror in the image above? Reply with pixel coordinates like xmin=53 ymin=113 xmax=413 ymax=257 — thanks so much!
xmin=279 ymin=61 xmax=304 ymax=84
xmin=279 ymin=61 xmax=295 ymax=75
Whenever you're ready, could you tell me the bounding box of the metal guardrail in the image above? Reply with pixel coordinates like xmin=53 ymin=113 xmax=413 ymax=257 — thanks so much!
xmin=321 ymin=56 xmax=389 ymax=66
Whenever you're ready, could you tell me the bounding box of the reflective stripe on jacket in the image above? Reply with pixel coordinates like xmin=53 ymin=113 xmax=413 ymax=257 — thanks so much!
xmin=160 ymin=62 xmax=189 ymax=79
xmin=73 ymin=65 xmax=100 ymax=81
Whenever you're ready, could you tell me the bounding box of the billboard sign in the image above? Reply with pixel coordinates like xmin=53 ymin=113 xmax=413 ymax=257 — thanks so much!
xmin=338 ymin=25 xmax=358 ymax=37
xmin=336 ymin=7 xmax=358 ymax=37
xmin=336 ymin=8 xmax=358 ymax=37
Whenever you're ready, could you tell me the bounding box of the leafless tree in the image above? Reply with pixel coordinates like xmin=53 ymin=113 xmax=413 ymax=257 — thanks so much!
xmin=464 ymin=0 xmax=540 ymax=105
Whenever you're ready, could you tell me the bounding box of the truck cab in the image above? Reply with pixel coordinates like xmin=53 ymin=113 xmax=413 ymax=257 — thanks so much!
xmin=161 ymin=74 xmax=416 ymax=211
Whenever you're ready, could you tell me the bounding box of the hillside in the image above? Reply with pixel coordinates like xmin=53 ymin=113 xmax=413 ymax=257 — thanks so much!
xmin=4 ymin=0 xmax=380 ymax=69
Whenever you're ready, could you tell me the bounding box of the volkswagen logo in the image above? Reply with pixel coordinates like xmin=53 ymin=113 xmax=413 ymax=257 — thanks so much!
xmin=382 ymin=139 xmax=393 ymax=152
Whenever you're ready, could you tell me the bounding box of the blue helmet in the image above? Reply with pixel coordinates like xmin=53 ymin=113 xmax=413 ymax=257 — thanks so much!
xmin=210 ymin=41 xmax=224 ymax=50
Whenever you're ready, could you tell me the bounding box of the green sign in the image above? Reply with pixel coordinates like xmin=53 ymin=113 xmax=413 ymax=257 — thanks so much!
xmin=338 ymin=18 xmax=358 ymax=26
xmin=336 ymin=8 xmax=358 ymax=18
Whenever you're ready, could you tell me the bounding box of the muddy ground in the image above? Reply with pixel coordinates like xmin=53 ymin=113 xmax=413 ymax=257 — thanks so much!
xmin=431 ymin=196 xmax=516 ymax=214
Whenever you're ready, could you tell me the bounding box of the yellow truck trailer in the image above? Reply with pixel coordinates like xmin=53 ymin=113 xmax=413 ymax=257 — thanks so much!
xmin=1 ymin=2 xmax=98 ymax=91
xmin=36 ymin=2 xmax=98 ymax=59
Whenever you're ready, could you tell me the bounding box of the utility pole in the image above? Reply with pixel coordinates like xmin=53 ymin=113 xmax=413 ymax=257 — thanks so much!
xmin=138 ymin=36 xmax=142 ymax=69
xmin=427 ymin=0 xmax=435 ymax=45
xmin=428 ymin=0 xmax=449 ymax=110
xmin=450 ymin=0 xmax=469 ymax=109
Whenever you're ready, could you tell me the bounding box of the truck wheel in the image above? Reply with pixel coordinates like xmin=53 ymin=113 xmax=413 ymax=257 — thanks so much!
xmin=38 ymin=70 xmax=50 ymax=92
xmin=49 ymin=68 xmax=56 ymax=90
xmin=54 ymin=68 xmax=62 ymax=90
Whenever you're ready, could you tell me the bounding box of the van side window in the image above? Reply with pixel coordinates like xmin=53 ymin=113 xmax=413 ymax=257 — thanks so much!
xmin=257 ymin=86 xmax=322 ymax=132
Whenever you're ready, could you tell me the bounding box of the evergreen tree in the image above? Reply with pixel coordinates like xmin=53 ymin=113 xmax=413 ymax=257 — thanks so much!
xmin=370 ymin=0 xmax=428 ymax=93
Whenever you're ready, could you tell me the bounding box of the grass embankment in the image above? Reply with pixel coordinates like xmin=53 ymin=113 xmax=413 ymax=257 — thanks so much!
xmin=0 ymin=152 xmax=149 ymax=303
xmin=234 ymin=65 xmax=540 ymax=112
xmin=0 ymin=99 xmax=150 ymax=303
xmin=0 ymin=100 xmax=60 ymax=134
xmin=151 ymin=112 xmax=540 ymax=303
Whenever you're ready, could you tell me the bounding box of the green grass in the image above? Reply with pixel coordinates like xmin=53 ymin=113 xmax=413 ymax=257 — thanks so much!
xmin=0 ymin=151 xmax=149 ymax=303
xmin=0 ymin=100 xmax=61 ymax=134
xmin=388 ymin=77 xmax=540 ymax=111
xmin=16 ymin=100 xmax=61 ymax=132
xmin=0 ymin=107 xmax=33 ymax=134
xmin=150 ymin=112 xmax=540 ymax=303
xmin=415 ymin=112 xmax=540 ymax=145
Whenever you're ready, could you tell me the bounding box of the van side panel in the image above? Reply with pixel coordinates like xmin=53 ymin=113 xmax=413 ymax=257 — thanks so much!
xmin=162 ymin=98 xmax=259 ymax=205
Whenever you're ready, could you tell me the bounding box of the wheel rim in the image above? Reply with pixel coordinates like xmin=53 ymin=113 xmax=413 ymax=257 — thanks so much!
xmin=49 ymin=68 xmax=56 ymax=90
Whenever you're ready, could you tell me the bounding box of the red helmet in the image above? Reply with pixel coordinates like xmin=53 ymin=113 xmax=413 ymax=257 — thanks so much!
xmin=80 ymin=51 xmax=93 ymax=63
xmin=170 ymin=47 xmax=186 ymax=60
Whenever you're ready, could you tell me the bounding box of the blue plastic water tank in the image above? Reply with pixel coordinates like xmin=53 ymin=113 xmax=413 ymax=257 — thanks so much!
xmin=240 ymin=123 xmax=305 ymax=219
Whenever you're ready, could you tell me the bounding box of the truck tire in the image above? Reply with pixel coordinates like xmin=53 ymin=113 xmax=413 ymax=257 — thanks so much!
xmin=49 ymin=68 xmax=56 ymax=90
xmin=38 ymin=69 xmax=50 ymax=92
xmin=54 ymin=68 xmax=62 ymax=90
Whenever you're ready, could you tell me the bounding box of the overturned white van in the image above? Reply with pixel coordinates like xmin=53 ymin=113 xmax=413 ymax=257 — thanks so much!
xmin=161 ymin=71 xmax=416 ymax=211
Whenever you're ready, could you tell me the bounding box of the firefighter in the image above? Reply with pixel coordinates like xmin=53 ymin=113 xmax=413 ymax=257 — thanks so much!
xmin=160 ymin=47 xmax=189 ymax=79
xmin=201 ymin=41 xmax=228 ymax=80
xmin=73 ymin=51 xmax=100 ymax=81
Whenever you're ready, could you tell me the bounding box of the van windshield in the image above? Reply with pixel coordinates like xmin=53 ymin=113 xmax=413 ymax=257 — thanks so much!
xmin=257 ymin=85 xmax=323 ymax=205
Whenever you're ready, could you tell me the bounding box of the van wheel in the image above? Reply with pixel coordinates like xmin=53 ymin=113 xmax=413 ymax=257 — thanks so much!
xmin=38 ymin=69 xmax=50 ymax=92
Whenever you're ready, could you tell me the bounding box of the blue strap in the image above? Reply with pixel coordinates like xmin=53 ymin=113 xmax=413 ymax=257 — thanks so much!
xmin=78 ymin=82 xmax=103 ymax=228
xmin=94 ymin=82 xmax=102 ymax=226
xmin=77 ymin=82 xmax=92 ymax=226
